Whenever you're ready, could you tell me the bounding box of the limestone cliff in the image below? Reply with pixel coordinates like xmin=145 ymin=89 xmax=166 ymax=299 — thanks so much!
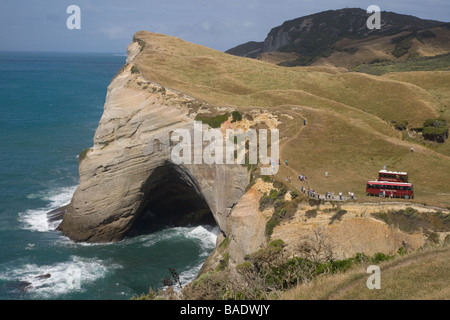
xmin=57 ymin=39 xmax=250 ymax=243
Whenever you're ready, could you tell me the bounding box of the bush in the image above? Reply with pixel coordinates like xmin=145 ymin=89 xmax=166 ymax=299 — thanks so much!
xmin=195 ymin=113 xmax=229 ymax=128
xmin=130 ymin=65 xmax=140 ymax=74
xmin=422 ymin=117 xmax=449 ymax=142
xmin=290 ymin=190 xmax=299 ymax=199
xmin=392 ymin=35 xmax=414 ymax=58
xmin=305 ymin=209 xmax=317 ymax=219
xmin=418 ymin=30 xmax=436 ymax=40
xmin=259 ymin=194 xmax=274 ymax=211
xmin=329 ymin=210 xmax=347 ymax=225
xmin=371 ymin=209 xmax=450 ymax=234
xmin=231 ymin=111 xmax=243 ymax=123
xmin=422 ymin=126 xmax=448 ymax=143
xmin=393 ymin=120 xmax=408 ymax=131
xmin=397 ymin=246 xmax=406 ymax=256
xmin=265 ymin=217 xmax=280 ymax=238
xmin=78 ymin=148 xmax=90 ymax=163
xmin=371 ymin=252 xmax=395 ymax=264
xmin=308 ymin=198 xmax=322 ymax=206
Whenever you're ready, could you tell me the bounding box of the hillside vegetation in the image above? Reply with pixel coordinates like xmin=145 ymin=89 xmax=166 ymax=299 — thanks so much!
xmin=132 ymin=31 xmax=450 ymax=208
xmin=281 ymin=245 xmax=450 ymax=300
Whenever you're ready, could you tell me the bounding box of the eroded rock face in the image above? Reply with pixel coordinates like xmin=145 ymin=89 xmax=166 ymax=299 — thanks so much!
xmin=57 ymin=42 xmax=249 ymax=243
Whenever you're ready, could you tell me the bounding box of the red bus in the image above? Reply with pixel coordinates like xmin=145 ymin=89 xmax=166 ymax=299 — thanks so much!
xmin=378 ymin=170 xmax=408 ymax=183
xmin=366 ymin=181 xmax=414 ymax=199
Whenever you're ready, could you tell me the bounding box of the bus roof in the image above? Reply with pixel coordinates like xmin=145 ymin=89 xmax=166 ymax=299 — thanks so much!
xmin=367 ymin=181 xmax=412 ymax=185
xmin=379 ymin=170 xmax=408 ymax=176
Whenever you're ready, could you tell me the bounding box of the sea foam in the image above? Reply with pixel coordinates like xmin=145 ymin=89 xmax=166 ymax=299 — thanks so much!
xmin=0 ymin=256 xmax=122 ymax=299
xmin=19 ymin=185 xmax=77 ymax=232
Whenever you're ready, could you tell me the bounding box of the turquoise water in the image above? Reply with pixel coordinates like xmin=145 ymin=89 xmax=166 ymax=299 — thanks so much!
xmin=0 ymin=52 xmax=218 ymax=300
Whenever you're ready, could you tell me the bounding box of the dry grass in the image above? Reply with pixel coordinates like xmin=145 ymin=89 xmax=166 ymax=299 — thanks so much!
xmin=130 ymin=31 xmax=450 ymax=207
xmin=280 ymin=245 xmax=450 ymax=300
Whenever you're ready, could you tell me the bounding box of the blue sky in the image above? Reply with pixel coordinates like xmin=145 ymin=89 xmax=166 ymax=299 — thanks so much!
xmin=0 ymin=0 xmax=449 ymax=53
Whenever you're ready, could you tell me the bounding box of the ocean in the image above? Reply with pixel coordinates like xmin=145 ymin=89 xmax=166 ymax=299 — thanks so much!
xmin=0 ymin=51 xmax=218 ymax=300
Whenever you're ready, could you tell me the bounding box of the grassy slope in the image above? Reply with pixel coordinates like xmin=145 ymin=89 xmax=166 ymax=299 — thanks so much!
xmin=314 ymin=27 xmax=450 ymax=69
xmin=280 ymin=245 xmax=450 ymax=300
xmin=354 ymin=54 xmax=450 ymax=75
xmin=133 ymin=31 xmax=450 ymax=207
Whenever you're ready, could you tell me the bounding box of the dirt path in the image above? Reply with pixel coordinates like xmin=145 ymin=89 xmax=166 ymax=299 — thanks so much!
xmin=277 ymin=108 xmax=351 ymax=201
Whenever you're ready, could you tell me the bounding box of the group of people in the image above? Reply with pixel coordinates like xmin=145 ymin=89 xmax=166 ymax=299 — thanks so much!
xmin=278 ymin=158 xmax=354 ymax=201
xmin=306 ymin=190 xmax=354 ymax=201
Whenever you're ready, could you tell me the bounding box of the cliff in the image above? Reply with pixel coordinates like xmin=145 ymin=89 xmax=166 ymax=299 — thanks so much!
xmin=57 ymin=39 xmax=250 ymax=243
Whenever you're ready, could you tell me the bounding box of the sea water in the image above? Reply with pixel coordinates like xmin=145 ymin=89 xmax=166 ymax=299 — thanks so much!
xmin=0 ymin=51 xmax=218 ymax=300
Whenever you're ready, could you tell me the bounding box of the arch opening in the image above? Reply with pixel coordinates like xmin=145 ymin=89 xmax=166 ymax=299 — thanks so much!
xmin=126 ymin=162 xmax=216 ymax=237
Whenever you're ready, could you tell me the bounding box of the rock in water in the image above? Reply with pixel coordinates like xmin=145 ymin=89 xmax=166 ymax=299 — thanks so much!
xmin=47 ymin=205 xmax=68 ymax=225
xmin=35 ymin=273 xmax=51 ymax=280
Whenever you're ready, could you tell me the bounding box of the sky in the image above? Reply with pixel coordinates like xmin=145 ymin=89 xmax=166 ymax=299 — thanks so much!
xmin=0 ymin=0 xmax=449 ymax=53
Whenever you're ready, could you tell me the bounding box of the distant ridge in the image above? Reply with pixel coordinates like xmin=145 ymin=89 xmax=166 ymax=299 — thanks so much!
xmin=226 ymin=8 xmax=448 ymax=66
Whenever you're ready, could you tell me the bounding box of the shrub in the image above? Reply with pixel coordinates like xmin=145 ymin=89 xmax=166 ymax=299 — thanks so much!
xmin=393 ymin=120 xmax=408 ymax=131
xmin=371 ymin=209 xmax=450 ymax=234
xmin=231 ymin=111 xmax=243 ymax=123
xmin=305 ymin=209 xmax=317 ymax=219
xmin=329 ymin=210 xmax=347 ymax=225
xmin=130 ymin=65 xmax=140 ymax=74
xmin=404 ymin=207 xmax=417 ymax=217
xmin=261 ymin=175 xmax=273 ymax=183
xmin=195 ymin=113 xmax=229 ymax=128
xmin=290 ymin=190 xmax=299 ymax=199
xmin=371 ymin=252 xmax=395 ymax=264
xmin=259 ymin=194 xmax=274 ymax=211
xmin=418 ymin=30 xmax=436 ymax=40
xmin=265 ymin=218 xmax=280 ymax=238
xmin=422 ymin=126 xmax=448 ymax=143
xmin=423 ymin=118 xmax=436 ymax=127
xmin=392 ymin=34 xmax=414 ymax=58
xmin=78 ymin=148 xmax=90 ymax=163
xmin=397 ymin=246 xmax=406 ymax=256
xmin=308 ymin=198 xmax=322 ymax=206
xmin=422 ymin=117 xmax=449 ymax=142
